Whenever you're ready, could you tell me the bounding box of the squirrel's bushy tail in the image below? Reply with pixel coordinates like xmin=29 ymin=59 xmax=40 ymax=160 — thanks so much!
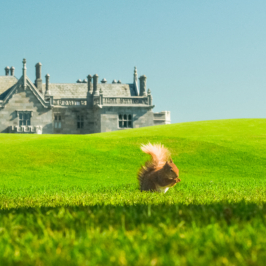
xmin=141 ymin=143 xmax=171 ymax=170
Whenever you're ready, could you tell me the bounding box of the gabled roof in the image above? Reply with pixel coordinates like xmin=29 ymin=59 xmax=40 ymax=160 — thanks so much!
xmin=41 ymin=83 xmax=137 ymax=99
xmin=25 ymin=78 xmax=51 ymax=108
xmin=0 ymin=76 xmax=18 ymax=100
xmin=1 ymin=76 xmax=50 ymax=108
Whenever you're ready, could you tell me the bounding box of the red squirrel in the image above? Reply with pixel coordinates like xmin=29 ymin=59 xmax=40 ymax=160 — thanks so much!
xmin=137 ymin=143 xmax=180 ymax=193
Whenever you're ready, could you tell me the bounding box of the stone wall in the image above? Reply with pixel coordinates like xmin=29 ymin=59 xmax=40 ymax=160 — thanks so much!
xmin=52 ymin=107 xmax=94 ymax=134
xmin=0 ymin=85 xmax=52 ymax=133
xmin=0 ymin=81 xmax=162 ymax=135
xmin=0 ymin=85 xmax=160 ymax=134
xmin=133 ymin=107 xmax=154 ymax=128
xmin=153 ymin=111 xmax=171 ymax=125
xmin=97 ymin=106 xmax=154 ymax=133
xmin=93 ymin=108 xmax=102 ymax=133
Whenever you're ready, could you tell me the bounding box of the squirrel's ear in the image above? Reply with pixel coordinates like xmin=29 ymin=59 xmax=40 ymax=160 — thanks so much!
xmin=164 ymin=161 xmax=170 ymax=168
xmin=169 ymin=158 xmax=173 ymax=163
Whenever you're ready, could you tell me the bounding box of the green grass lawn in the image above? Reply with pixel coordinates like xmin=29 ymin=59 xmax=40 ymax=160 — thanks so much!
xmin=0 ymin=119 xmax=266 ymax=265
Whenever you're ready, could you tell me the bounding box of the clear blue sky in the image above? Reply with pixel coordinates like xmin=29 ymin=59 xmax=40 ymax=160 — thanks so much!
xmin=1 ymin=0 xmax=266 ymax=123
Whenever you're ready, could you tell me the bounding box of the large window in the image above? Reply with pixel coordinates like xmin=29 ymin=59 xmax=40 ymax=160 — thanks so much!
xmin=19 ymin=112 xmax=31 ymax=126
xmin=54 ymin=115 xmax=61 ymax=129
xmin=77 ymin=114 xmax=84 ymax=129
xmin=119 ymin=114 xmax=132 ymax=128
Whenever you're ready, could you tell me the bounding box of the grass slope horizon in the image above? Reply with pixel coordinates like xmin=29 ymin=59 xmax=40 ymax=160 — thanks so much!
xmin=1 ymin=118 xmax=266 ymax=191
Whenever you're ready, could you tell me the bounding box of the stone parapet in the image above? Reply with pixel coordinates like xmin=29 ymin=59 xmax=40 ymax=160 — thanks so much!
xmin=153 ymin=111 xmax=171 ymax=125
xmin=10 ymin=125 xmax=43 ymax=134
xmin=53 ymin=98 xmax=87 ymax=106
xmin=93 ymin=96 xmax=153 ymax=107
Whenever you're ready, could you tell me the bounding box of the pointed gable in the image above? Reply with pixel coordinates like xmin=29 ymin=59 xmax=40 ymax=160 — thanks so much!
xmin=0 ymin=76 xmax=18 ymax=100
xmin=1 ymin=76 xmax=50 ymax=108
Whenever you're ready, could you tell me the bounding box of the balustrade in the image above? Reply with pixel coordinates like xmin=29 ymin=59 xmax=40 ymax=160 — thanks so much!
xmin=11 ymin=125 xmax=43 ymax=134
xmin=52 ymin=97 xmax=151 ymax=107
xmin=53 ymin=99 xmax=87 ymax=106
xmin=94 ymin=96 xmax=150 ymax=106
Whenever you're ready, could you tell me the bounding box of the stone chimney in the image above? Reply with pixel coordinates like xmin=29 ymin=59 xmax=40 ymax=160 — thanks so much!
xmin=5 ymin=66 xmax=10 ymax=76
xmin=139 ymin=75 xmax=147 ymax=96
xmin=147 ymin=88 xmax=152 ymax=105
xmin=10 ymin=66 xmax=15 ymax=76
xmin=86 ymin=74 xmax=93 ymax=107
xmin=22 ymin=59 xmax=27 ymax=89
xmin=45 ymin=74 xmax=50 ymax=95
xmin=93 ymin=74 xmax=99 ymax=95
xmin=35 ymin=62 xmax=42 ymax=92
xmin=87 ymin=74 xmax=92 ymax=92
xmin=133 ymin=67 xmax=139 ymax=95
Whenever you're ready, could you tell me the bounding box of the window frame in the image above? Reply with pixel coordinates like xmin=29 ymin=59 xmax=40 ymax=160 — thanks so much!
xmin=77 ymin=114 xmax=84 ymax=129
xmin=54 ymin=114 xmax=62 ymax=129
xmin=118 ymin=114 xmax=133 ymax=128
xmin=17 ymin=111 xmax=32 ymax=126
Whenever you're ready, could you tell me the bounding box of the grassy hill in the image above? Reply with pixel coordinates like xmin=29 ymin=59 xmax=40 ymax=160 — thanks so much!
xmin=1 ymin=118 xmax=266 ymax=190
xmin=0 ymin=119 xmax=266 ymax=265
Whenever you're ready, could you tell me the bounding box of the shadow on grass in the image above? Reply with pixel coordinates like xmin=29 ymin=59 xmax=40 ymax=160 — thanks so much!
xmin=1 ymin=201 xmax=265 ymax=231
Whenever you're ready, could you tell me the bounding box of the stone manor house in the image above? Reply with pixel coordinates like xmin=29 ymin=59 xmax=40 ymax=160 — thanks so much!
xmin=0 ymin=59 xmax=170 ymax=134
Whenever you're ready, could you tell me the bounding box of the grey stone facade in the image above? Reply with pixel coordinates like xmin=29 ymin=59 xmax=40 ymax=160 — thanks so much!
xmin=0 ymin=59 xmax=170 ymax=134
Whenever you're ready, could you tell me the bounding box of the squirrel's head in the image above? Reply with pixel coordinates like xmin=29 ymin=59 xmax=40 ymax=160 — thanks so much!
xmin=161 ymin=159 xmax=180 ymax=187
